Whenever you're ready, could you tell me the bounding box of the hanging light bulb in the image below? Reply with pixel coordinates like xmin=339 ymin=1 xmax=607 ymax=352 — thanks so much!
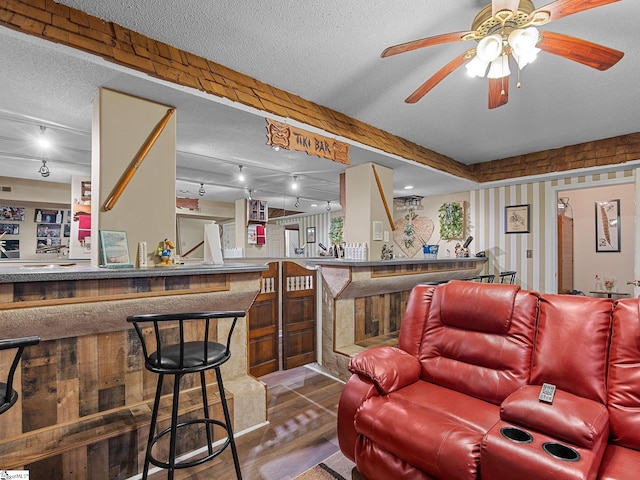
xmin=198 ymin=183 xmax=205 ymax=196
xmin=295 ymin=197 xmax=300 ymax=208
xmin=238 ymin=165 xmax=245 ymax=182
xmin=291 ymin=175 xmax=299 ymax=190
xmin=326 ymin=201 xmax=331 ymax=212
xmin=38 ymin=159 xmax=50 ymax=177
xmin=248 ymin=189 xmax=253 ymax=201
xmin=37 ymin=126 xmax=51 ymax=149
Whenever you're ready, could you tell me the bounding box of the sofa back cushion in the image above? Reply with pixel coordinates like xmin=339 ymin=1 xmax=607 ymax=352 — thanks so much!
xmin=607 ymin=298 xmax=640 ymax=450
xmin=403 ymin=281 xmax=539 ymax=405
xmin=532 ymin=294 xmax=612 ymax=405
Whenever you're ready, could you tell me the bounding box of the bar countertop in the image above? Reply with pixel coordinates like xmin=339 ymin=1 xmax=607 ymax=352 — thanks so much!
xmin=0 ymin=262 xmax=267 ymax=283
xmin=305 ymin=256 xmax=487 ymax=267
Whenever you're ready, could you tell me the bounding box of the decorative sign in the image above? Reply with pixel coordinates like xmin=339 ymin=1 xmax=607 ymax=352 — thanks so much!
xmin=265 ymin=118 xmax=349 ymax=165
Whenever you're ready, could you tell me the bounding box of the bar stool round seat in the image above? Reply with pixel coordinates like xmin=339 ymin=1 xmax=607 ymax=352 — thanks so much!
xmin=127 ymin=311 xmax=245 ymax=480
xmin=0 ymin=336 xmax=40 ymax=415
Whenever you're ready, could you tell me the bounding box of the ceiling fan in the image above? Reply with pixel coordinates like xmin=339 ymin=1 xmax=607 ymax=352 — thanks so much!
xmin=381 ymin=0 xmax=624 ymax=109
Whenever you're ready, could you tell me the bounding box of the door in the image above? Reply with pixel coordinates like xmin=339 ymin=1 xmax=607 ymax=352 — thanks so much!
xmin=557 ymin=214 xmax=574 ymax=293
xmin=247 ymin=262 xmax=279 ymax=377
xmin=282 ymin=261 xmax=316 ymax=369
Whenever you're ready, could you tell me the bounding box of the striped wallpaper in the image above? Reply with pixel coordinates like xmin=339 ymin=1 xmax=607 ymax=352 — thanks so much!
xmin=275 ymin=211 xmax=333 ymax=257
xmin=471 ymin=169 xmax=635 ymax=293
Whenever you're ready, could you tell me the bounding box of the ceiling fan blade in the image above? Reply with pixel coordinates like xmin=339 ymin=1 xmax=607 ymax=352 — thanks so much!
xmin=538 ymin=30 xmax=624 ymax=70
xmin=381 ymin=31 xmax=476 ymax=58
xmin=492 ymin=0 xmax=520 ymax=17
xmin=531 ymin=0 xmax=620 ymax=24
xmin=405 ymin=50 xmax=474 ymax=104
xmin=488 ymin=77 xmax=509 ymax=109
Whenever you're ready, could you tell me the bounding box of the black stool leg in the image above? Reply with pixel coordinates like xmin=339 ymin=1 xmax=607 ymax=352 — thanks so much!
xmin=216 ymin=367 xmax=242 ymax=479
xmin=143 ymin=373 xmax=164 ymax=480
xmin=167 ymin=374 xmax=182 ymax=480
xmin=200 ymin=371 xmax=214 ymax=455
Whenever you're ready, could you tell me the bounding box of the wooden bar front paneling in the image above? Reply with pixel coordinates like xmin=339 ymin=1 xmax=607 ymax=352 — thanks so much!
xmin=307 ymin=257 xmax=487 ymax=381
xmin=0 ymin=266 xmax=265 ymax=478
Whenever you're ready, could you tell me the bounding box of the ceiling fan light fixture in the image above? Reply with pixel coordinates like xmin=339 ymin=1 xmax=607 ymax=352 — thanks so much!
xmin=465 ymin=55 xmax=489 ymax=77
xmin=487 ymin=55 xmax=510 ymax=79
xmin=476 ymin=34 xmax=503 ymax=63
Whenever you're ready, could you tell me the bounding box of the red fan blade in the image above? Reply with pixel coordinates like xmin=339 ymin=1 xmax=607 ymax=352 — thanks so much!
xmin=405 ymin=50 xmax=474 ymax=104
xmin=381 ymin=31 xmax=476 ymax=58
xmin=492 ymin=0 xmax=520 ymax=17
xmin=531 ymin=0 xmax=620 ymax=24
xmin=538 ymin=30 xmax=624 ymax=70
xmin=488 ymin=77 xmax=509 ymax=109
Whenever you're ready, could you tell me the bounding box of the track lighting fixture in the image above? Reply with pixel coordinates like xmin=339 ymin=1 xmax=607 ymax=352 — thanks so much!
xmin=38 ymin=159 xmax=50 ymax=178
xmin=295 ymin=197 xmax=300 ymax=208
xmin=291 ymin=175 xmax=299 ymax=190
xmin=198 ymin=183 xmax=205 ymax=196
xmin=248 ymin=189 xmax=253 ymax=201
xmin=238 ymin=165 xmax=245 ymax=182
xmin=326 ymin=201 xmax=331 ymax=212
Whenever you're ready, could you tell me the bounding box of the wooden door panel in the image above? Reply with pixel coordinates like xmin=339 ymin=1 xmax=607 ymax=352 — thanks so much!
xmin=282 ymin=261 xmax=316 ymax=370
xmin=247 ymin=262 xmax=279 ymax=377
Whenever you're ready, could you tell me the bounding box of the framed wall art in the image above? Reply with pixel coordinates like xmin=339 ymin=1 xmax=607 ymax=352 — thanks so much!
xmin=595 ymin=199 xmax=620 ymax=252
xmin=505 ymin=204 xmax=530 ymax=234
xmin=306 ymin=226 xmax=316 ymax=244
xmin=99 ymin=230 xmax=133 ymax=268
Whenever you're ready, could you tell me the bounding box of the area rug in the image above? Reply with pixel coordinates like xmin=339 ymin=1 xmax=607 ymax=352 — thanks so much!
xmin=294 ymin=450 xmax=364 ymax=480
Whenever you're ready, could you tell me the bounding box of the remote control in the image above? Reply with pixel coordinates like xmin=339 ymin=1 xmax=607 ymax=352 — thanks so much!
xmin=539 ymin=383 xmax=556 ymax=404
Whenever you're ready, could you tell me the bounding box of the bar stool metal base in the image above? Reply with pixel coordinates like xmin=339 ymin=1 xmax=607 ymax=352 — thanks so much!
xmin=143 ymin=368 xmax=242 ymax=480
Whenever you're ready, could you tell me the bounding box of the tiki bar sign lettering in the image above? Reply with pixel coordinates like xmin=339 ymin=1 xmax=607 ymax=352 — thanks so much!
xmin=266 ymin=119 xmax=349 ymax=165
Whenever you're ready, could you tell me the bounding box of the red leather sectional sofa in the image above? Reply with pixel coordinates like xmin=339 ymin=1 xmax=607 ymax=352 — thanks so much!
xmin=337 ymin=281 xmax=640 ymax=479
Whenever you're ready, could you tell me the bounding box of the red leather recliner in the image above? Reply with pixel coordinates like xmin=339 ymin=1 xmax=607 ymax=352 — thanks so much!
xmin=338 ymin=281 xmax=626 ymax=480
xmin=338 ymin=281 xmax=539 ymax=479
xmin=598 ymin=297 xmax=640 ymax=478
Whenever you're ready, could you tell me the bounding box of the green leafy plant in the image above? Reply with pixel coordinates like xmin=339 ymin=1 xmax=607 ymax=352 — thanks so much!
xmin=329 ymin=216 xmax=344 ymax=244
xmin=438 ymin=202 xmax=464 ymax=240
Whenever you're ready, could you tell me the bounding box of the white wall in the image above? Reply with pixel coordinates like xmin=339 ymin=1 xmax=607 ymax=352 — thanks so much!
xmin=559 ymin=183 xmax=634 ymax=295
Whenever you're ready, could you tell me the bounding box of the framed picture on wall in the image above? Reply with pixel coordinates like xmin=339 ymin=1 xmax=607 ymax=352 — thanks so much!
xmin=505 ymin=204 xmax=530 ymax=234
xmin=595 ymin=199 xmax=620 ymax=252
xmin=306 ymin=226 xmax=316 ymax=244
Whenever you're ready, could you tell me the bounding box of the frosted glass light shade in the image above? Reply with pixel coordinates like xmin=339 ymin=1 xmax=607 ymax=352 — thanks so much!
xmin=465 ymin=55 xmax=489 ymax=77
xmin=487 ymin=55 xmax=511 ymax=79
xmin=477 ymin=34 xmax=503 ymax=62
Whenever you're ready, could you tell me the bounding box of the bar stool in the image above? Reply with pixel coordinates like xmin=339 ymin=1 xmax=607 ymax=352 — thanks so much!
xmin=0 ymin=336 xmax=40 ymax=415
xmin=499 ymin=271 xmax=517 ymax=284
xmin=464 ymin=274 xmax=495 ymax=283
xmin=127 ymin=311 xmax=245 ymax=480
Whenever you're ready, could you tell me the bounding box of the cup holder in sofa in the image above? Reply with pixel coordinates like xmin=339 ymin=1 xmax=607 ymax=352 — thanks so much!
xmin=542 ymin=442 xmax=581 ymax=462
xmin=500 ymin=427 xmax=534 ymax=444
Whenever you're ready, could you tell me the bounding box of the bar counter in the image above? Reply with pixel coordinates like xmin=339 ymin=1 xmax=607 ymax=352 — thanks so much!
xmin=0 ymin=262 xmax=267 ymax=478
xmin=306 ymin=256 xmax=487 ymax=381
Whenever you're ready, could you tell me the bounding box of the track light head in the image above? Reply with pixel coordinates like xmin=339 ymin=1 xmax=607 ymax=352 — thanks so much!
xmin=38 ymin=159 xmax=50 ymax=177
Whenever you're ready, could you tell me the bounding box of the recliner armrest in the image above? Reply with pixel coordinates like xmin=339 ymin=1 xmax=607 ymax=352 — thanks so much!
xmin=500 ymin=385 xmax=609 ymax=449
xmin=348 ymin=346 xmax=421 ymax=395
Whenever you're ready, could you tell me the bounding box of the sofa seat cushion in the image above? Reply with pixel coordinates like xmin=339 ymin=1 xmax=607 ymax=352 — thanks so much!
xmin=598 ymin=444 xmax=640 ymax=480
xmin=354 ymin=393 xmax=486 ymax=479
xmin=501 ymin=385 xmax=609 ymax=449
xmin=394 ymin=380 xmax=502 ymax=432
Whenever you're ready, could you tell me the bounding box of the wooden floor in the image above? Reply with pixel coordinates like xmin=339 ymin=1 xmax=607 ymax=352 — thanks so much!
xmin=147 ymin=364 xmax=345 ymax=479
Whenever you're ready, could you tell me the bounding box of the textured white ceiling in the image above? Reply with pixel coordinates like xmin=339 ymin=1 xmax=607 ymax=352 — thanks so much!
xmin=1 ymin=1 xmax=639 ymax=211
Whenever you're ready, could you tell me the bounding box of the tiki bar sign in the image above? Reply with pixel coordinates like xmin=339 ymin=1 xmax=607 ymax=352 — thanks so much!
xmin=265 ymin=118 xmax=349 ymax=165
